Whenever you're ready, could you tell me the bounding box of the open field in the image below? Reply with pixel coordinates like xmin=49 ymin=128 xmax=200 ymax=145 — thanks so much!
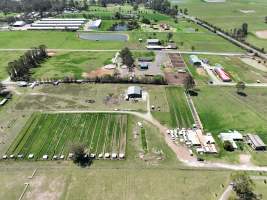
xmin=0 ymin=28 xmax=243 ymax=52
xmin=6 ymin=113 xmax=127 ymax=160
xmin=31 ymin=51 xmax=114 ymax=80
xmin=0 ymin=163 xmax=231 ymax=200
xmin=13 ymin=84 xmax=147 ymax=112
xmin=152 ymin=87 xmax=194 ymax=128
xmin=184 ymin=55 xmax=267 ymax=83
xmin=192 ymin=86 xmax=267 ymax=163
xmin=175 ymin=0 xmax=267 ymax=50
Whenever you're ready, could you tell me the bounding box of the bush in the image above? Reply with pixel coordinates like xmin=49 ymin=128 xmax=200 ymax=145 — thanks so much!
xmin=224 ymin=141 xmax=235 ymax=152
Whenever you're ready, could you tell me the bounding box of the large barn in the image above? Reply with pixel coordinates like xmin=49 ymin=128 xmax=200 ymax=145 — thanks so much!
xmin=127 ymin=86 xmax=142 ymax=99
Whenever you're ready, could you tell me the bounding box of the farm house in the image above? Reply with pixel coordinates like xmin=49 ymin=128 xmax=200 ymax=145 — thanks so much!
xmin=127 ymin=86 xmax=142 ymax=99
xmin=189 ymin=55 xmax=202 ymax=66
xmin=245 ymin=134 xmax=266 ymax=151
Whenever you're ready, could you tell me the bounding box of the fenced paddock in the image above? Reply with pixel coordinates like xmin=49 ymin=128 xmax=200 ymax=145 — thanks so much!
xmin=6 ymin=113 xmax=127 ymax=160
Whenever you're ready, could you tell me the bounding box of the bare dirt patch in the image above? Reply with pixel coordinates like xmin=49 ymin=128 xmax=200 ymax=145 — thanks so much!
xmin=164 ymin=71 xmax=187 ymax=85
xmin=255 ymin=30 xmax=267 ymax=39
xmin=240 ymin=57 xmax=267 ymax=72
xmin=82 ymin=68 xmax=114 ymax=78
xmin=196 ymin=68 xmax=207 ymax=76
xmin=239 ymin=154 xmax=253 ymax=166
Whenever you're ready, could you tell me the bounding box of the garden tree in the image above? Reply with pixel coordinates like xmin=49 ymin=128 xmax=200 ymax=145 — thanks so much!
xmin=223 ymin=141 xmax=234 ymax=151
xmin=133 ymin=4 xmax=138 ymax=11
xmin=167 ymin=32 xmax=173 ymax=41
xmin=141 ymin=18 xmax=151 ymax=24
xmin=231 ymin=172 xmax=260 ymax=200
xmin=236 ymin=81 xmax=246 ymax=94
xmin=242 ymin=23 xmax=248 ymax=36
xmin=70 ymin=143 xmax=92 ymax=166
xmin=183 ymin=8 xmax=188 ymax=15
xmin=120 ymin=47 xmax=135 ymax=71
xmin=183 ymin=74 xmax=195 ymax=92
xmin=191 ymin=46 xmax=195 ymax=51
xmin=265 ymin=16 xmax=267 ymax=23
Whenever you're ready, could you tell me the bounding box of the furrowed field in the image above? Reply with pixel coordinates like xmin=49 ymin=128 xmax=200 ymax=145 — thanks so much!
xmin=6 ymin=113 xmax=127 ymax=160
xmin=165 ymin=87 xmax=194 ymax=128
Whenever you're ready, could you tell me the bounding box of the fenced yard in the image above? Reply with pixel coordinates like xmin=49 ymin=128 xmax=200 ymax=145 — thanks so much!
xmin=6 ymin=113 xmax=127 ymax=160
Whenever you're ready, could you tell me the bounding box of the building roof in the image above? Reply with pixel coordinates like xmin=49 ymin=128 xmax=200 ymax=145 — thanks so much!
xmin=189 ymin=55 xmax=202 ymax=64
xmin=127 ymin=86 xmax=142 ymax=95
xmin=13 ymin=21 xmax=26 ymax=26
xmin=89 ymin=19 xmax=102 ymax=28
xmin=219 ymin=131 xmax=243 ymax=141
xmin=147 ymin=39 xmax=160 ymax=43
xmin=246 ymin=134 xmax=266 ymax=148
xmin=140 ymin=62 xmax=149 ymax=67
xmin=187 ymin=130 xmax=201 ymax=145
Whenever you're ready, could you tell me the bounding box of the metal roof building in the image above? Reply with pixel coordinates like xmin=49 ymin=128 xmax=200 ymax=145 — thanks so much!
xmin=189 ymin=55 xmax=202 ymax=66
xmin=88 ymin=19 xmax=102 ymax=29
xmin=219 ymin=131 xmax=243 ymax=149
xmin=127 ymin=86 xmax=142 ymax=99
xmin=12 ymin=21 xmax=26 ymax=27
xmin=245 ymin=134 xmax=266 ymax=151
xmin=147 ymin=39 xmax=160 ymax=45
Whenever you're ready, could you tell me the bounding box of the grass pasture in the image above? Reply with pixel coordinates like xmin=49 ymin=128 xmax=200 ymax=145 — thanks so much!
xmin=6 ymin=113 xmax=127 ymax=160
xmin=163 ymin=87 xmax=194 ymax=128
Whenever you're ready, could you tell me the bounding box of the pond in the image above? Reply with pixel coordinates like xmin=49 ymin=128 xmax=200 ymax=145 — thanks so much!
xmin=78 ymin=33 xmax=128 ymax=41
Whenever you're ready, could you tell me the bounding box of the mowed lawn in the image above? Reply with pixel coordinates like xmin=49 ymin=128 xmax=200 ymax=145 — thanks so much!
xmin=175 ymin=0 xmax=267 ymax=49
xmin=153 ymin=87 xmax=194 ymax=128
xmin=31 ymin=51 xmax=114 ymax=79
xmin=192 ymin=86 xmax=267 ymax=136
xmin=0 ymin=29 xmax=243 ymax=52
xmin=0 ymin=51 xmax=24 ymax=80
xmin=6 ymin=113 xmax=127 ymax=160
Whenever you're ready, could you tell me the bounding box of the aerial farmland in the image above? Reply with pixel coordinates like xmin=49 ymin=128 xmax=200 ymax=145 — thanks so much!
xmin=0 ymin=0 xmax=267 ymax=199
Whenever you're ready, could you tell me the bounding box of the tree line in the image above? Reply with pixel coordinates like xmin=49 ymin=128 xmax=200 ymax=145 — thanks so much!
xmin=7 ymin=45 xmax=48 ymax=81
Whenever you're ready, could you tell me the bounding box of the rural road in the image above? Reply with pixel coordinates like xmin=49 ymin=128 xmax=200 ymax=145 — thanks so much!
xmin=218 ymin=185 xmax=233 ymax=200
xmin=0 ymin=48 xmax=246 ymax=56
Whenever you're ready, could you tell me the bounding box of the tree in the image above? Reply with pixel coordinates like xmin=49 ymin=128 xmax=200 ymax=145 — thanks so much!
xmin=223 ymin=141 xmax=234 ymax=151
xmin=120 ymin=47 xmax=135 ymax=71
xmin=265 ymin=16 xmax=267 ymax=24
xmin=242 ymin=23 xmax=248 ymax=36
xmin=70 ymin=143 xmax=92 ymax=166
xmin=191 ymin=46 xmax=195 ymax=51
xmin=167 ymin=32 xmax=173 ymax=41
xmin=183 ymin=74 xmax=195 ymax=92
xmin=133 ymin=4 xmax=138 ymax=11
xmin=231 ymin=172 xmax=260 ymax=200
xmin=236 ymin=81 xmax=246 ymax=95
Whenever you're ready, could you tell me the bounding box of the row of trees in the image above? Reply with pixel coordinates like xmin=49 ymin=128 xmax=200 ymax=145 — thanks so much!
xmin=229 ymin=23 xmax=248 ymax=41
xmin=0 ymin=0 xmax=88 ymax=15
xmin=7 ymin=45 xmax=48 ymax=81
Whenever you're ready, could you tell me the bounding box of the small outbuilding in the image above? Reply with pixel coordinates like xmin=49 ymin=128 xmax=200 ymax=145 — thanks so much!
xmin=189 ymin=55 xmax=202 ymax=66
xmin=147 ymin=39 xmax=160 ymax=45
xmin=88 ymin=19 xmax=102 ymax=29
xmin=127 ymin=86 xmax=142 ymax=99
xmin=245 ymin=134 xmax=266 ymax=151
xmin=139 ymin=62 xmax=149 ymax=70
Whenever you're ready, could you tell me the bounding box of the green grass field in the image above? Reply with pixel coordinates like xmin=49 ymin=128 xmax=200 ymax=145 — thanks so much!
xmin=175 ymin=0 xmax=267 ymax=50
xmin=192 ymin=86 xmax=267 ymax=163
xmin=153 ymin=87 xmax=194 ymax=128
xmin=31 ymin=51 xmax=114 ymax=79
xmin=6 ymin=113 xmax=127 ymax=160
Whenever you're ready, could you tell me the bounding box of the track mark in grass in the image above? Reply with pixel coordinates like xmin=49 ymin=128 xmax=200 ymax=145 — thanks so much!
xmin=100 ymin=114 xmax=111 ymax=154
xmin=141 ymin=128 xmax=148 ymax=153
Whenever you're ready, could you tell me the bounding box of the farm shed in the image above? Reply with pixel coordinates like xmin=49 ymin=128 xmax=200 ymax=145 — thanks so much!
xmin=189 ymin=55 xmax=202 ymax=66
xmin=88 ymin=19 xmax=102 ymax=29
xmin=219 ymin=131 xmax=243 ymax=149
xmin=127 ymin=86 xmax=142 ymax=99
xmin=12 ymin=21 xmax=26 ymax=27
xmin=147 ymin=39 xmax=160 ymax=45
xmin=187 ymin=130 xmax=201 ymax=146
xmin=245 ymin=134 xmax=266 ymax=151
